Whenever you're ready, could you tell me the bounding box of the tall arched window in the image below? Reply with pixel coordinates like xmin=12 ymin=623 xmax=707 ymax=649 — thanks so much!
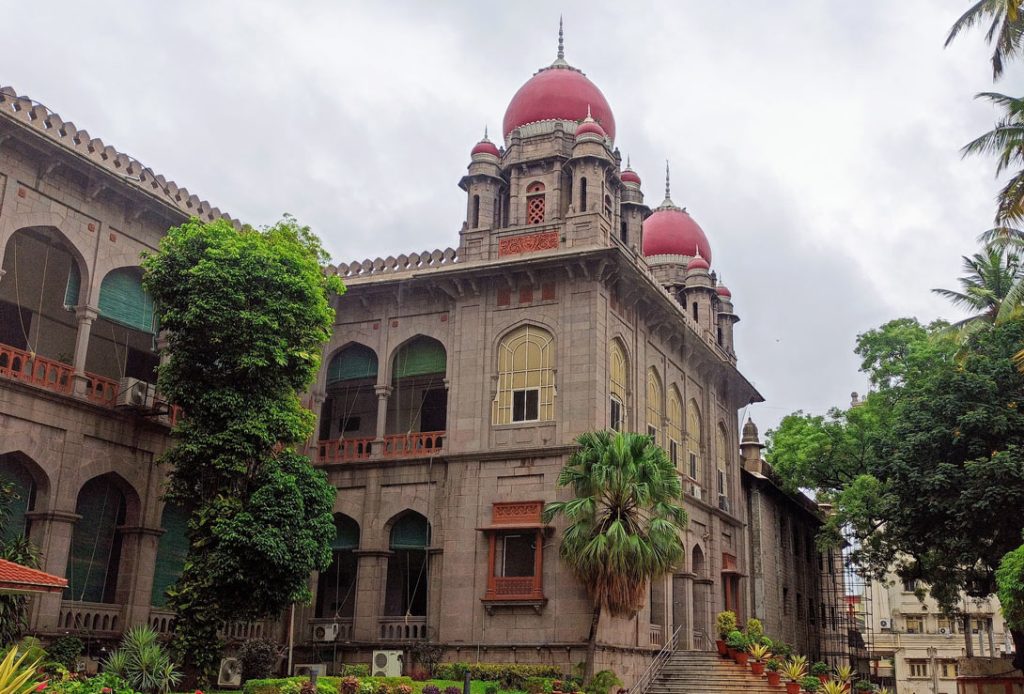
xmin=68 ymin=476 xmax=127 ymax=603
xmin=316 ymin=514 xmax=360 ymax=619
xmin=604 ymin=194 xmax=612 ymax=218
xmin=687 ymin=400 xmax=702 ymax=485
xmin=667 ymin=387 xmax=683 ymax=468
xmin=608 ymin=340 xmax=627 ymax=431
xmin=151 ymin=504 xmax=189 ymax=607
xmin=98 ymin=267 xmax=155 ymax=333
xmin=384 ymin=512 xmax=430 ymax=617
xmin=472 ymin=195 xmax=481 ymax=228
xmin=390 ymin=336 xmax=447 ymax=435
xmin=526 ymin=182 xmax=545 ymax=225
xmin=716 ymin=424 xmax=729 ymax=510
xmin=494 ymin=325 xmax=554 ymax=424
xmin=322 ymin=343 xmax=379 ymax=444
xmin=646 ymin=368 xmax=663 ymax=445
xmin=579 ymin=178 xmax=588 ymax=211
xmin=0 ymin=455 xmax=37 ymax=541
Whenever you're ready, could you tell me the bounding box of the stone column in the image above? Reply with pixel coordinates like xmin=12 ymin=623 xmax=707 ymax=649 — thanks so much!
xmin=672 ymin=573 xmax=694 ymax=650
xmin=71 ymin=305 xmax=99 ymax=397
xmin=117 ymin=526 xmax=163 ymax=628
xmin=373 ymin=385 xmax=391 ymax=452
xmin=24 ymin=510 xmax=81 ymax=631
xmin=426 ymin=547 xmax=444 ymax=641
xmin=352 ymin=550 xmax=390 ymax=641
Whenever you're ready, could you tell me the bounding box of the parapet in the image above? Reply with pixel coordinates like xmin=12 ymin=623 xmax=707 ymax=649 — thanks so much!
xmin=326 ymin=248 xmax=459 ymax=279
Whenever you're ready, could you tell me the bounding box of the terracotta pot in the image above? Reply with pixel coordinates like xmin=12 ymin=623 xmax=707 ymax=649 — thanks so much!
xmin=728 ymin=648 xmax=738 ymax=659
xmin=751 ymin=662 xmax=765 ymax=676
xmin=819 ymin=675 xmax=830 ymax=684
xmin=735 ymin=652 xmax=749 ymax=667
xmin=785 ymin=682 xmax=801 ymax=694
xmin=716 ymin=640 xmax=728 ymax=656
xmin=767 ymin=672 xmax=782 ymax=686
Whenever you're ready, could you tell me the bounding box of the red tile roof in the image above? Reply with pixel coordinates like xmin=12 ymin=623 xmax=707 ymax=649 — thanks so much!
xmin=0 ymin=559 xmax=67 ymax=594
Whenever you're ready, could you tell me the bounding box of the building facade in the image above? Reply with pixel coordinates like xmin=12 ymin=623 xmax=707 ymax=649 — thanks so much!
xmin=1 ymin=31 xmax=843 ymax=684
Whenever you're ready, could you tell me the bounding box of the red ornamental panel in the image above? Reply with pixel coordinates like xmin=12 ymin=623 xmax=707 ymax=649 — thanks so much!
xmin=498 ymin=231 xmax=559 ymax=257
xmin=492 ymin=501 xmax=544 ymax=525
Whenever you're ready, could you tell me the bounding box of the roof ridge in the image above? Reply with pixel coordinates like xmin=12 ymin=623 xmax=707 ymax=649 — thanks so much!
xmin=0 ymin=86 xmax=240 ymax=229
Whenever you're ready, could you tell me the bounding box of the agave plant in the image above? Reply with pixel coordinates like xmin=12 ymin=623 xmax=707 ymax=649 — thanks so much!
xmin=834 ymin=665 xmax=854 ymax=683
xmin=782 ymin=659 xmax=807 ymax=682
xmin=876 ymin=688 xmax=892 ymax=694
xmin=104 ymin=625 xmax=182 ymax=694
xmin=747 ymin=642 xmax=771 ymax=662
xmin=0 ymin=647 xmax=42 ymax=694
xmin=789 ymin=654 xmax=809 ymax=669
xmin=820 ymin=681 xmax=847 ymax=694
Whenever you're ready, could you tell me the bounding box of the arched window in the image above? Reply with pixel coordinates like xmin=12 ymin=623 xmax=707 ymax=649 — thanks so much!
xmin=608 ymin=340 xmax=627 ymax=431
xmin=68 ymin=476 xmax=127 ymax=603
xmin=390 ymin=336 xmax=447 ymax=435
xmin=322 ymin=344 xmax=379 ymax=443
xmin=667 ymin=387 xmax=683 ymax=467
xmin=494 ymin=325 xmax=555 ymax=424
xmin=646 ymin=368 xmax=663 ymax=445
xmin=385 ymin=513 xmax=430 ymax=617
xmin=604 ymin=194 xmax=612 ymax=218
xmin=620 ymin=221 xmax=628 ymax=244
xmin=472 ymin=195 xmax=481 ymax=229
xmin=716 ymin=424 xmax=729 ymax=509
xmin=579 ymin=178 xmax=588 ymax=211
xmin=526 ymin=182 xmax=545 ymax=225
xmin=151 ymin=504 xmax=189 ymax=607
xmin=0 ymin=455 xmax=37 ymax=541
xmin=687 ymin=400 xmax=702 ymax=484
xmin=316 ymin=514 xmax=360 ymax=619
xmin=98 ymin=267 xmax=155 ymax=333
xmin=327 ymin=344 xmax=378 ymax=385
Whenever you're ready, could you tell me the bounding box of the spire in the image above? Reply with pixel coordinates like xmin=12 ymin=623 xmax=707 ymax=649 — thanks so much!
xmin=585 ymin=104 xmax=593 ymax=121
xmin=665 ymin=160 xmax=671 ymax=199
xmin=558 ymin=16 xmax=564 ymax=60
xmin=483 ymin=125 xmax=489 ymax=140
xmin=626 ymin=155 xmax=631 ymax=169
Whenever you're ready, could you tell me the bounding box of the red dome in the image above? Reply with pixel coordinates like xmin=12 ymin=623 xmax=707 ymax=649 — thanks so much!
xmin=642 ymin=207 xmax=713 ymax=261
xmin=575 ymin=119 xmax=606 ymax=138
xmin=687 ymin=255 xmax=710 ymax=271
xmin=471 ymin=138 xmax=500 ymax=157
xmin=621 ymin=168 xmax=641 ymax=185
xmin=716 ymin=285 xmax=732 ymax=298
xmin=503 ymin=67 xmax=615 ymax=141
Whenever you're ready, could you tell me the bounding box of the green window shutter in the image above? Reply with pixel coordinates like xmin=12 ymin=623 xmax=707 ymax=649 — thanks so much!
xmin=327 ymin=344 xmax=378 ymax=384
xmin=64 ymin=263 xmax=81 ymax=309
xmin=98 ymin=268 xmax=155 ymax=333
xmin=151 ymin=505 xmax=190 ymax=607
xmin=68 ymin=478 xmax=125 ymax=603
xmin=0 ymin=461 xmax=34 ymax=542
xmin=393 ymin=338 xmax=446 ymax=379
xmin=390 ymin=513 xmax=429 ymax=549
xmin=332 ymin=515 xmax=360 ymax=550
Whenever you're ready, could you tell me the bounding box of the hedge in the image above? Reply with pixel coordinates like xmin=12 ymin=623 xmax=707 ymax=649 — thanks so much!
xmin=431 ymin=665 xmax=562 ymax=690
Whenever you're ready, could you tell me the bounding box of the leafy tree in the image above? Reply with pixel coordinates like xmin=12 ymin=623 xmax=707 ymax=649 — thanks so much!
xmin=996 ymin=539 xmax=1024 ymax=668
xmin=542 ymin=431 xmax=687 ymax=679
xmin=0 ymin=480 xmax=39 ymax=645
xmin=932 ymin=246 xmax=1022 ymax=326
xmin=141 ymin=217 xmax=344 ymax=683
xmin=946 ymin=0 xmax=1024 ymax=79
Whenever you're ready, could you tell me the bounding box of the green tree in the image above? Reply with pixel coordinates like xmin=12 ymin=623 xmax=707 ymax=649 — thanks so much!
xmin=141 ymin=216 xmax=343 ymax=683
xmin=542 ymin=431 xmax=687 ymax=679
xmin=946 ymin=0 xmax=1024 ymax=79
xmin=963 ymin=93 xmax=1024 ymax=225
xmin=933 ymin=246 xmax=1022 ymax=326
xmin=0 ymin=481 xmax=39 ymax=645
xmin=996 ymin=540 xmax=1024 ymax=668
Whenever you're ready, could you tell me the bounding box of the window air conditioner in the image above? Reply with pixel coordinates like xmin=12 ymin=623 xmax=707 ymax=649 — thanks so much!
xmin=689 ymin=483 xmax=703 ymax=501
xmin=116 ymin=378 xmax=156 ymax=409
xmin=293 ymin=664 xmax=327 ymax=679
xmin=217 ymin=657 xmax=242 ymax=688
xmin=371 ymin=651 xmax=403 ymax=678
xmin=879 ymin=618 xmax=891 ymax=630
xmin=312 ymin=623 xmax=339 ymax=643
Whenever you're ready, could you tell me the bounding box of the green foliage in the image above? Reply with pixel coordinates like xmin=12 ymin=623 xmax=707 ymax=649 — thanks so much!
xmin=47 ymin=637 xmax=83 ymax=671
xmin=484 ymin=687 xmax=498 ymax=694
xmin=765 ymin=659 xmax=781 ymax=672
xmin=407 ymin=644 xmax=445 ymax=678
xmin=799 ymin=676 xmax=820 ymax=692
xmin=745 ymin=618 xmax=764 ymax=642
xmin=945 ymin=0 xmax=1024 ymax=79
xmin=142 ymin=217 xmax=343 ymax=682
xmin=581 ymin=671 xmax=620 ymax=694
xmin=781 ymin=660 xmax=806 ymax=683
xmin=48 ymin=673 xmax=137 ymax=694
xmin=339 ymin=667 xmax=370 ymax=678
xmin=997 ymin=540 xmax=1024 ymax=630
xmin=809 ymin=662 xmax=828 ymax=677
xmin=104 ymin=626 xmax=182 ymax=694
xmin=0 ymin=648 xmax=42 ymax=694
xmin=239 ymin=639 xmax=279 ymax=682
xmin=714 ymin=611 xmax=737 ymax=640
xmin=0 ymin=481 xmax=40 ymax=645
xmin=432 ymin=665 xmax=560 ymax=690
xmin=725 ymin=630 xmax=746 ymax=649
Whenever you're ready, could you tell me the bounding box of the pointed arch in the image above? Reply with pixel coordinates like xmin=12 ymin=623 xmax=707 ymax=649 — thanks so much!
xmin=316 ymin=513 xmax=360 ymax=619
xmin=97 ymin=266 xmax=155 ymax=334
xmin=0 ymin=453 xmax=48 ymax=541
xmin=667 ymin=386 xmax=683 ymax=468
xmin=326 ymin=343 xmax=378 ymax=385
xmin=687 ymin=399 xmax=702 ymax=483
xmin=384 ymin=511 xmax=430 ymax=617
xmin=151 ymin=504 xmax=189 ymax=607
xmin=646 ymin=367 xmax=663 ymax=445
xmin=692 ymin=544 xmax=706 ymax=578
xmin=608 ymin=339 xmax=628 ymax=431
xmin=389 ymin=336 xmax=447 ymax=435
xmin=67 ymin=474 xmax=133 ymax=603
xmin=493 ymin=324 xmax=555 ymax=424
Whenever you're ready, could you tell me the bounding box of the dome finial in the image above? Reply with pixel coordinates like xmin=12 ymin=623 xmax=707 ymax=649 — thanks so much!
xmin=586 ymin=104 xmax=593 ymax=120
xmin=665 ymin=159 xmax=671 ymax=200
xmin=558 ymin=16 xmax=565 ymax=60
xmin=484 ymin=125 xmax=489 ymax=140
xmin=627 ymin=154 xmax=631 ymax=168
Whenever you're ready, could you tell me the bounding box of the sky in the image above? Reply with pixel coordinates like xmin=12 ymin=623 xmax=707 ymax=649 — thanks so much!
xmin=3 ymin=0 xmax=1022 ymax=432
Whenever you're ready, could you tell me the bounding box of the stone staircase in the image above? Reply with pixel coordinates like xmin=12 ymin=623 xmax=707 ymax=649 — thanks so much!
xmin=645 ymin=650 xmax=783 ymax=694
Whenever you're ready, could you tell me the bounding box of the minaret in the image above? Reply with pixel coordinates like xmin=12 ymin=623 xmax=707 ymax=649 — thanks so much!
xmin=458 ymin=127 xmax=506 ymax=261
xmin=619 ymin=156 xmax=648 ymax=250
xmin=715 ymin=282 xmax=739 ymax=357
xmin=566 ymin=105 xmax=617 ymax=246
xmin=740 ymin=418 xmax=765 ymax=473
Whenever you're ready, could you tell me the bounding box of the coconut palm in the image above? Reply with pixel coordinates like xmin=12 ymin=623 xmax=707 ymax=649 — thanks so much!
xmin=542 ymin=430 xmax=687 ymax=678
xmin=932 ymin=246 xmax=1023 ymax=328
xmin=946 ymin=0 xmax=1024 ymax=79
xmin=962 ymin=93 xmax=1024 ymax=224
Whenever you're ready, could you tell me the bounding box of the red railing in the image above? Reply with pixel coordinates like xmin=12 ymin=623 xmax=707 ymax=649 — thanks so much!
xmin=0 ymin=344 xmax=74 ymax=394
xmin=84 ymin=372 xmax=119 ymax=405
xmin=383 ymin=431 xmax=445 ymax=458
xmin=318 ymin=437 xmax=374 ymax=463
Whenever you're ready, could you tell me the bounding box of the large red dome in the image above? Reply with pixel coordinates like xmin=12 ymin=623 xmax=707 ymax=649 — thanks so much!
xmin=642 ymin=207 xmax=713 ymax=262
xmin=503 ymin=67 xmax=615 ymax=141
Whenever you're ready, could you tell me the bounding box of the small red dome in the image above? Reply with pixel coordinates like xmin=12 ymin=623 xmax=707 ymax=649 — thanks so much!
xmin=716 ymin=285 xmax=732 ymax=298
xmin=575 ymin=119 xmax=606 ymax=138
xmin=621 ymin=168 xmax=641 ymax=185
xmin=642 ymin=207 xmax=713 ymax=261
xmin=687 ymin=255 xmax=710 ymax=271
xmin=503 ymin=67 xmax=615 ymax=141
xmin=471 ymin=138 xmax=500 ymax=157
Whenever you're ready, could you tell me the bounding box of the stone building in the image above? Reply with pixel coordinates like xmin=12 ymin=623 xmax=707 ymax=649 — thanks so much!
xmin=0 ymin=28 xmax=845 ymax=685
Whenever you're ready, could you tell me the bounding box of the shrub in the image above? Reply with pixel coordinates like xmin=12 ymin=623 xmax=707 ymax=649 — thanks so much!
xmin=745 ymin=619 xmax=764 ymax=643
xmin=47 ymin=673 xmax=135 ymax=694
xmin=431 ymin=664 xmax=561 ymax=690
xmin=0 ymin=648 xmax=43 ymax=694
xmin=341 ymin=666 xmax=371 ymax=678
xmin=423 ymin=686 xmax=441 ymax=694
xmin=374 ymin=685 xmax=389 ymax=694
xmin=103 ymin=626 xmax=181 ymax=694
xmin=301 ymin=681 xmax=319 ymax=694
xmin=357 ymin=682 xmax=375 ymax=694
xmin=583 ymin=671 xmax=621 ymax=694
xmin=244 ymin=678 xmax=355 ymax=694
xmin=524 ymin=678 xmax=549 ymax=694
xmin=853 ymin=681 xmax=873 ymax=692
xmin=725 ymin=630 xmax=746 ymax=650
xmin=240 ymin=639 xmax=281 ymax=682
xmin=484 ymin=687 xmax=498 ymax=694
xmin=47 ymin=637 xmax=83 ymax=671
xmin=810 ymin=662 xmax=829 ymax=677
xmin=715 ymin=611 xmax=737 ymax=640
xmin=444 ymin=687 xmax=461 ymax=694
xmin=341 ymin=677 xmax=359 ymax=694
xmin=800 ymin=676 xmax=820 ymax=692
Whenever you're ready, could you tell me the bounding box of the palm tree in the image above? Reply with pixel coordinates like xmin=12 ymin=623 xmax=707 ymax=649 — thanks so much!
xmin=542 ymin=431 xmax=687 ymax=679
xmin=962 ymin=93 xmax=1024 ymax=225
xmin=946 ymin=0 xmax=1024 ymax=79
xmin=933 ymin=246 xmax=1023 ymax=327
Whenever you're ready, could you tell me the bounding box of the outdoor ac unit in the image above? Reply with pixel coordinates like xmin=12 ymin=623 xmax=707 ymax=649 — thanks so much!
xmin=879 ymin=618 xmax=891 ymax=630
xmin=294 ymin=664 xmax=328 ymax=679
xmin=116 ymin=378 xmax=155 ymax=409
xmin=312 ymin=623 xmax=339 ymax=642
xmin=217 ymin=657 xmax=242 ymax=688
xmin=938 ymin=627 xmax=949 ymax=635
xmin=371 ymin=651 xmax=402 ymax=678
xmin=689 ymin=483 xmax=703 ymax=501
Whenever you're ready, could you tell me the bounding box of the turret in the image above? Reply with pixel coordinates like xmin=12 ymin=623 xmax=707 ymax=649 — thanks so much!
xmin=716 ymin=284 xmax=739 ymax=356
xmin=618 ymin=159 xmax=648 ymax=250
xmin=682 ymin=251 xmax=716 ymax=334
xmin=458 ymin=130 xmax=506 ymax=261
xmin=740 ymin=418 xmax=765 ymax=473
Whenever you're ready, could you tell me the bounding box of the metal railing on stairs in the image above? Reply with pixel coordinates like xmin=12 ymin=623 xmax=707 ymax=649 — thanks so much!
xmin=629 ymin=624 xmax=683 ymax=694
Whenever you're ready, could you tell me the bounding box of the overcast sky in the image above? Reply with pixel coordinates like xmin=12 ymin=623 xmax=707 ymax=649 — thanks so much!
xmin=4 ymin=1 xmax=1022 ymax=432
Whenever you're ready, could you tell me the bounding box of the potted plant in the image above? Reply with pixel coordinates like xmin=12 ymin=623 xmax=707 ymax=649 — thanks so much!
xmin=810 ymin=662 xmax=830 ymax=684
xmin=766 ymin=659 xmax=783 ymax=687
xmin=782 ymin=660 xmax=807 ymax=694
xmin=726 ymin=630 xmax=747 ymax=664
xmin=852 ymin=681 xmax=872 ymax=693
xmin=748 ymin=643 xmax=771 ymax=676
xmin=834 ymin=666 xmax=853 ymax=690
xmin=800 ymin=676 xmax=820 ymax=693
xmin=715 ymin=611 xmax=737 ymax=656
xmin=746 ymin=618 xmax=765 ymax=644
xmin=820 ymin=682 xmax=846 ymax=694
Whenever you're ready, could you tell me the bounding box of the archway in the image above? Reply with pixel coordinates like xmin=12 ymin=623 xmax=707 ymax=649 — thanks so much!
xmin=320 ymin=343 xmax=378 ymax=446
xmin=315 ymin=514 xmax=360 ymax=619
xmin=691 ymin=545 xmax=710 ymax=641
xmin=384 ymin=512 xmax=430 ymax=617
xmin=388 ymin=337 xmax=447 ymax=437
xmin=86 ymin=267 xmax=158 ymax=383
xmin=0 ymin=453 xmax=44 ymax=542
xmin=66 ymin=475 xmax=128 ymax=604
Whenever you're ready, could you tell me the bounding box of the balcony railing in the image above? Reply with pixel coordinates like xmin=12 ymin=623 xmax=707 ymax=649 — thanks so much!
xmin=649 ymin=623 xmax=664 ymax=647
xmin=378 ymin=616 xmax=427 ymax=641
xmin=59 ymin=601 xmax=125 ymax=635
xmin=317 ymin=431 xmax=445 ymax=463
xmin=0 ymin=344 xmax=74 ymax=395
xmin=150 ymin=608 xmax=175 ymax=635
xmin=85 ymin=372 xmax=119 ymax=405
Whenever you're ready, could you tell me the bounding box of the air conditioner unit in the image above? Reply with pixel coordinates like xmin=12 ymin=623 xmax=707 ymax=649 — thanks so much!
xmin=116 ymin=378 xmax=156 ymax=409
xmin=294 ymin=664 xmax=328 ymax=679
xmin=217 ymin=657 xmax=242 ymax=688
xmin=689 ymin=483 xmax=703 ymax=501
xmin=312 ymin=623 xmax=339 ymax=643
xmin=371 ymin=650 xmax=403 ymax=678
xmin=879 ymin=618 xmax=891 ymax=630
xmin=938 ymin=627 xmax=948 ymax=635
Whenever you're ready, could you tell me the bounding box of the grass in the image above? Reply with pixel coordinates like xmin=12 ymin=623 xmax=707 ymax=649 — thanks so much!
xmin=417 ymin=681 xmax=526 ymax=694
